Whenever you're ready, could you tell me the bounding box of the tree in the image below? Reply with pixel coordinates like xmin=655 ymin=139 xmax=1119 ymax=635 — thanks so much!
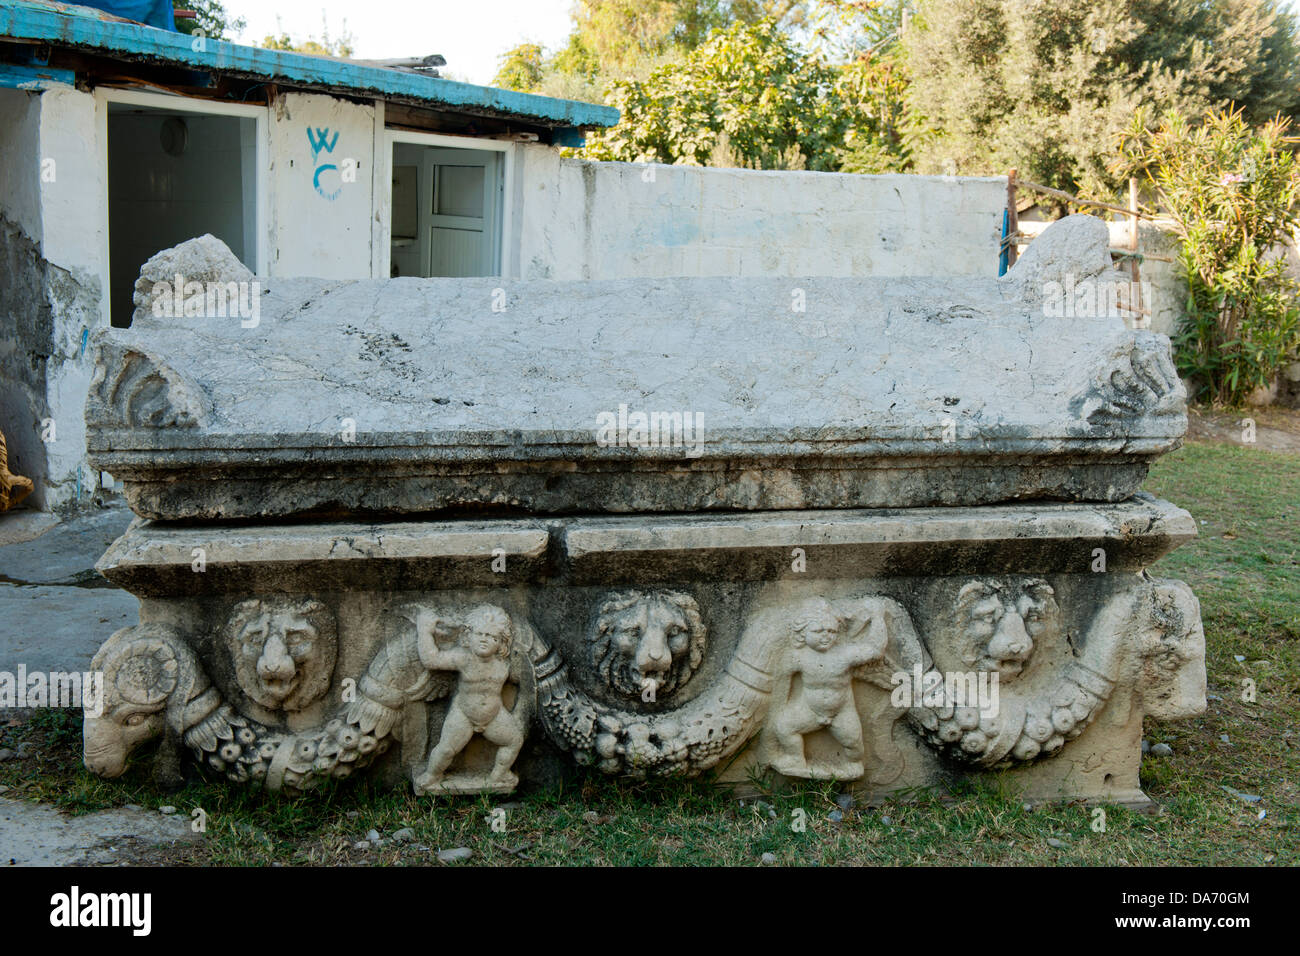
xmin=903 ymin=0 xmax=1300 ymax=197
xmin=173 ymin=0 xmax=245 ymax=39
xmin=493 ymin=44 xmax=546 ymax=93
xmin=487 ymin=2 xmax=911 ymax=172
xmin=584 ymin=19 xmax=908 ymax=171
xmin=494 ymin=1 xmax=802 ymax=96
xmin=262 ymin=15 xmax=355 ymax=58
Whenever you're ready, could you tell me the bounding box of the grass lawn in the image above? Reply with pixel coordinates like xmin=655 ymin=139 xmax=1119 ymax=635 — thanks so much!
xmin=1 ymin=439 xmax=1295 ymax=866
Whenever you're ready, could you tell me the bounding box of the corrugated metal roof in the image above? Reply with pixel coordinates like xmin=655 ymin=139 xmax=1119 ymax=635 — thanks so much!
xmin=0 ymin=0 xmax=619 ymax=131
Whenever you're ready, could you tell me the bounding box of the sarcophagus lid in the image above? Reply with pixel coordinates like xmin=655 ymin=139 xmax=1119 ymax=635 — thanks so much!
xmin=86 ymin=216 xmax=1184 ymax=521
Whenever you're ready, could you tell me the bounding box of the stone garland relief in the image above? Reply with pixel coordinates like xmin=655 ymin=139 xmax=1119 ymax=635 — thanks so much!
xmin=83 ymin=579 xmax=1206 ymax=798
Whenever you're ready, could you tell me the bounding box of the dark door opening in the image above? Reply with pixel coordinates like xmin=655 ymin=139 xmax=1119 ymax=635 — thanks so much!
xmin=107 ymin=104 xmax=256 ymax=327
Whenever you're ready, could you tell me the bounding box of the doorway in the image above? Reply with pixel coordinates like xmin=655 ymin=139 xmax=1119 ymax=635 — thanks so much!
xmin=390 ymin=142 xmax=503 ymax=278
xmin=106 ymin=101 xmax=258 ymax=326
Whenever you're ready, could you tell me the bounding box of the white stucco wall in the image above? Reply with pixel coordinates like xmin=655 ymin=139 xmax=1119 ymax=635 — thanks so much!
xmin=0 ymin=89 xmax=42 ymax=240
xmin=41 ymin=86 xmax=107 ymax=509
xmin=269 ymin=91 xmax=375 ymax=279
xmin=1110 ymin=221 xmax=1185 ymax=337
xmin=0 ymin=85 xmax=107 ymax=510
xmin=41 ymin=87 xmax=107 ymax=278
xmin=511 ymin=148 xmax=1006 ymax=280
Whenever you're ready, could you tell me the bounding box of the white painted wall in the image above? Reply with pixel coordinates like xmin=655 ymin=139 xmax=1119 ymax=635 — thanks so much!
xmin=1108 ymin=220 xmax=1184 ymax=337
xmin=510 ymin=148 xmax=1006 ymax=280
xmin=269 ymin=91 xmax=375 ymax=279
xmin=37 ymin=86 xmax=107 ymax=509
xmin=0 ymin=89 xmax=42 ymax=241
xmin=41 ymin=87 xmax=107 ymax=285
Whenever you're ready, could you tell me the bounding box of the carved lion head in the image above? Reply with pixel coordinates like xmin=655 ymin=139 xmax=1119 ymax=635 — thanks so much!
xmin=224 ymin=597 xmax=336 ymax=712
xmin=953 ymin=578 xmax=1058 ymax=680
xmin=589 ymin=590 xmax=707 ymax=701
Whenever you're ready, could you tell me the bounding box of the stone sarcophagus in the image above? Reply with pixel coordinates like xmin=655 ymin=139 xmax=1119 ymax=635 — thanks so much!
xmin=82 ymin=215 xmax=1206 ymax=806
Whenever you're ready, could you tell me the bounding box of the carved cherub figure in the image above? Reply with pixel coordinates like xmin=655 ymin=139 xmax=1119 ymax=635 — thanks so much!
xmin=412 ymin=605 xmax=525 ymax=794
xmin=766 ymin=597 xmax=888 ymax=779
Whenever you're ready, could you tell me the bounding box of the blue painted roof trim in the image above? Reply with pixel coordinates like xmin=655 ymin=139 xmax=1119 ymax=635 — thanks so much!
xmin=0 ymin=0 xmax=619 ymax=130
xmin=0 ymin=58 xmax=74 ymax=87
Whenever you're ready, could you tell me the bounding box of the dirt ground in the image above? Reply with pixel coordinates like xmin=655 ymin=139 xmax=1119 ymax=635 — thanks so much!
xmin=1186 ymin=405 xmax=1300 ymax=454
xmin=0 ymin=794 xmax=201 ymax=866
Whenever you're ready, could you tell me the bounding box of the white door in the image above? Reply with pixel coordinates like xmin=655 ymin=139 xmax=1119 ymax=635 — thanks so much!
xmin=418 ymin=147 xmax=502 ymax=277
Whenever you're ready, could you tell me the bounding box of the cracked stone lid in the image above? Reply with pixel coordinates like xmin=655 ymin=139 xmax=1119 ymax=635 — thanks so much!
xmin=85 ymin=215 xmax=1186 ymax=521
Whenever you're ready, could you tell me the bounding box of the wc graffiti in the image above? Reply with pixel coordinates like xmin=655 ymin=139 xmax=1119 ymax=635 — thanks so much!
xmin=307 ymin=127 xmax=357 ymax=200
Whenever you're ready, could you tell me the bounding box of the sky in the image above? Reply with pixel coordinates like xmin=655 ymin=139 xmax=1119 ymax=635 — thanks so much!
xmin=220 ymin=0 xmax=576 ymax=86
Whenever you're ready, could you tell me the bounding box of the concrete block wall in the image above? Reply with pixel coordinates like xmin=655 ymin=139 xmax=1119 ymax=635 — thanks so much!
xmin=512 ymin=148 xmax=1006 ymax=280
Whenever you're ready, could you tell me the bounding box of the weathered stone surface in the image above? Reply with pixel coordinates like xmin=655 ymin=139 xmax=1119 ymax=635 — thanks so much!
xmin=82 ymin=498 xmax=1203 ymax=804
xmin=95 ymin=494 xmax=1193 ymax=595
xmin=87 ymin=217 xmax=1185 ymax=520
xmin=77 ymin=216 xmax=1206 ymax=808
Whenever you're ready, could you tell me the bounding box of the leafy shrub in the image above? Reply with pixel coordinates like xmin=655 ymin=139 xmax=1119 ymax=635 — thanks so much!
xmin=1116 ymin=108 xmax=1300 ymax=404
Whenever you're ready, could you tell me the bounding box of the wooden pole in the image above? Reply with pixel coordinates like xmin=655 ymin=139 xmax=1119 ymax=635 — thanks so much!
xmin=1014 ymin=177 xmax=1156 ymax=220
xmin=1128 ymin=176 xmax=1143 ymax=327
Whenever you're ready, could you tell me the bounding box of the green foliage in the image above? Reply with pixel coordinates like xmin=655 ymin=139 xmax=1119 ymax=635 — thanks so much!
xmin=708 ymin=131 xmax=808 ymax=169
xmin=584 ymin=19 xmax=908 ymax=171
xmin=563 ymin=0 xmax=735 ymax=81
xmin=1116 ymin=108 xmax=1300 ymax=405
xmin=549 ymin=33 xmax=602 ymax=84
xmin=488 ymin=2 xmax=910 ymax=173
xmin=493 ymin=43 xmax=546 ymax=93
xmin=261 ymin=15 xmax=355 ymax=58
xmin=903 ymin=0 xmax=1300 ymax=196
xmin=172 ymin=0 xmax=245 ymax=39
xmin=834 ymin=48 xmax=911 ymax=171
